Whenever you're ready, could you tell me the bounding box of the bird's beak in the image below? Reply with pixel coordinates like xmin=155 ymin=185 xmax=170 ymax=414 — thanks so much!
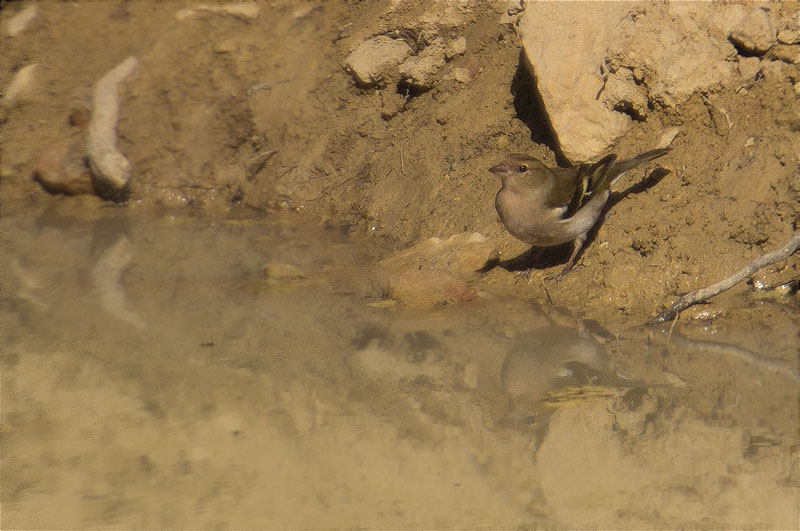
xmin=489 ymin=162 xmax=507 ymax=175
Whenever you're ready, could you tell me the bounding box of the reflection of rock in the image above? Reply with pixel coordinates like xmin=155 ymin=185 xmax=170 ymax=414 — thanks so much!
xmin=348 ymin=326 xmax=448 ymax=384
xmin=2 ymin=64 xmax=38 ymax=106
xmin=377 ymin=232 xmax=499 ymax=309
xmin=92 ymin=236 xmax=146 ymax=329
xmin=262 ymin=262 xmax=305 ymax=281
xmin=4 ymin=5 xmax=38 ymax=37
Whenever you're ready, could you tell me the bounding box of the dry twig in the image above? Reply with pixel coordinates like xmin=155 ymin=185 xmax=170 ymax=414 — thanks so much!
xmin=654 ymin=230 xmax=800 ymax=323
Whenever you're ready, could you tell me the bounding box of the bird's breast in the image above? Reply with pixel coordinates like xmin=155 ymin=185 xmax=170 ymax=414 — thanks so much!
xmin=495 ymin=187 xmax=605 ymax=247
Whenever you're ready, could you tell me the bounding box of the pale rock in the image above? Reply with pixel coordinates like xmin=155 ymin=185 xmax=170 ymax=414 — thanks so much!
xmin=765 ymin=44 xmax=799 ymax=64
xmin=87 ymin=56 xmax=138 ymax=201
xmin=518 ymin=2 xmax=785 ymax=161
xmin=176 ymin=4 xmax=260 ymax=20
xmin=777 ymin=28 xmax=800 ymax=45
xmin=727 ymin=6 xmax=777 ymax=55
xmin=657 ymin=127 xmax=681 ymax=150
xmin=737 ymin=57 xmax=762 ymax=80
xmin=453 ymin=67 xmax=472 ymax=84
xmin=378 ymin=232 xmax=499 ymax=309
xmin=345 ymin=36 xmax=412 ymax=87
xmin=601 ymin=68 xmax=649 ymax=120
xmin=446 ymin=36 xmax=467 ymax=59
xmin=399 ymin=39 xmax=447 ymax=90
xmin=518 ymin=2 xmax=632 ymax=162
xmin=605 ymin=6 xmax=737 ymax=109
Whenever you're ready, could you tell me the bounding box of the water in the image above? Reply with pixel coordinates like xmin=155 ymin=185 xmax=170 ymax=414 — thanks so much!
xmin=2 ymin=204 xmax=798 ymax=528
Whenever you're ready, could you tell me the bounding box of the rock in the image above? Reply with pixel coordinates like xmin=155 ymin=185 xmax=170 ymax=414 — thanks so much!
xmin=518 ymin=3 xmax=633 ymax=162
xmin=345 ymin=36 xmax=412 ymax=87
xmin=87 ymin=56 xmax=138 ymax=201
xmin=378 ymin=232 xmax=499 ymax=309
xmin=34 ymin=141 xmax=94 ymax=196
xmin=68 ymin=103 xmax=92 ymax=129
xmin=518 ymin=3 xmax=788 ymax=161
xmin=2 ymin=64 xmax=38 ymax=106
xmin=777 ymin=28 xmax=800 ymax=45
xmin=601 ymin=68 xmax=649 ymax=120
xmin=737 ymin=57 xmax=762 ymax=80
xmin=445 ymin=37 xmax=467 ymax=59
xmin=4 ymin=5 xmax=38 ymax=37
xmin=727 ymin=7 xmax=777 ymax=55
xmin=604 ymin=6 xmax=744 ymax=107
xmin=399 ymin=39 xmax=448 ymax=90
xmin=765 ymin=44 xmax=799 ymax=64
xmin=175 ymin=4 xmax=260 ymax=20
xmin=453 ymin=67 xmax=473 ymax=84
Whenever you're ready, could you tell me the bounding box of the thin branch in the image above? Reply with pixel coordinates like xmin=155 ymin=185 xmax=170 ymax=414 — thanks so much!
xmin=653 ymin=230 xmax=800 ymax=323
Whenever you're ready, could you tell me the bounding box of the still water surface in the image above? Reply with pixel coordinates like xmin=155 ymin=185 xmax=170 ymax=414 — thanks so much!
xmin=2 ymin=206 xmax=798 ymax=528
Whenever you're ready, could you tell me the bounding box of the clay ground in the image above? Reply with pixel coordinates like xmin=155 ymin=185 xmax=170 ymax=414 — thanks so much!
xmin=1 ymin=2 xmax=797 ymax=325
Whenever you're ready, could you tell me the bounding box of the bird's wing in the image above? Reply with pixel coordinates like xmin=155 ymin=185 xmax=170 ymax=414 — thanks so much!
xmin=545 ymin=166 xmax=588 ymax=213
xmin=550 ymin=154 xmax=617 ymax=218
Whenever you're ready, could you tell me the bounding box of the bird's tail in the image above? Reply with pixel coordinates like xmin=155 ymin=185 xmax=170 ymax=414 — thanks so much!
xmin=568 ymin=147 xmax=671 ymax=216
xmin=608 ymin=147 xmax=671 ymax=186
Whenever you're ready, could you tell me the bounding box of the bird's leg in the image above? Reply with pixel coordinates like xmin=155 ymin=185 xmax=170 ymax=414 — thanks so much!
xmin=514 ymin=247 xmax=545 ymax=281
xmin=548 ymin=238 xmax=584 ymax=282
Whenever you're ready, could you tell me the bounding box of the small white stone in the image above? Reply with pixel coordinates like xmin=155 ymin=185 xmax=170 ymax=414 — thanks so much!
xmin=453 ymin=67 xmax=472 ymax=84
xmin=345 ymin=36 xmax=412 ymax=86
xmin=447 ymin=37 xmax=467 ymax=58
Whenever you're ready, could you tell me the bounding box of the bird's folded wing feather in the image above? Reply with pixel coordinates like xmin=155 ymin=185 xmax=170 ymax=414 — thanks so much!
xmin=549 ymin=154 xmax=617 ymax=218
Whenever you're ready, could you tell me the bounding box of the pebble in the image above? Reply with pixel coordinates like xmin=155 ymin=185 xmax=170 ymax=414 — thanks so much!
xmin=345 ymin=36 xmax=412 ymax=87
xmin=34 ymin=142 xmax=94 ymax=196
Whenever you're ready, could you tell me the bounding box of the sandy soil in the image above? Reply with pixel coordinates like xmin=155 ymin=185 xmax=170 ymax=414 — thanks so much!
xmin=2 ymin=2 xmax=797 ymax=322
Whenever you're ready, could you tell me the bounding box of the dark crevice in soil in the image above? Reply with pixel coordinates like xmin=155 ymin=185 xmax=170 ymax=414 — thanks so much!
xmin=510 ymin=51 xmax=570 ymax=167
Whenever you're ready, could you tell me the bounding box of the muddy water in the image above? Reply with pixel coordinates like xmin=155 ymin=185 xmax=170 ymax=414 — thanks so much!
xmin=2 ymin=206 xmax=798 ymax=529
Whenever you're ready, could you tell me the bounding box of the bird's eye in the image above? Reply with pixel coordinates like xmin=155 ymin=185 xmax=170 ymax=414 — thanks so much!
xmin=518 ymin=164 xmax=528 ymax=173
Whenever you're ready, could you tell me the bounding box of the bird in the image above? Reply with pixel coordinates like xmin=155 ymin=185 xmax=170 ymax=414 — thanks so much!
xmin=489 ymin=147 xmax=670 ymax=280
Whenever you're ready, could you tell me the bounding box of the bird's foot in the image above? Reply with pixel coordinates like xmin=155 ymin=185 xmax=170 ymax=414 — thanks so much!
xmin=514 ymin=268 xmax=534 ymax=282
xmin=544 ymin=263 xmax=579 ymax=283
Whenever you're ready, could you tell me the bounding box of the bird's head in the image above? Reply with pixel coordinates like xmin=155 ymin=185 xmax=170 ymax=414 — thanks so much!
xmin=489 ymin=153 xmax=549 ymax=188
